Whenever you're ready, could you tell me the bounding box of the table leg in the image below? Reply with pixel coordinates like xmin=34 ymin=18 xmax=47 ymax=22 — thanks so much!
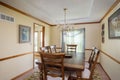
xmin=76 ymin=71 xmax=83 ymax=80
xmin=36 ymin=62 xmax=44 ymax=80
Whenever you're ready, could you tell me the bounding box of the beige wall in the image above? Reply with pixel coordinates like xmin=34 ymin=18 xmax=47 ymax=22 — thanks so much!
xmin=100 ymin=3 xmax=120 ymax=80
xmin=50 ymin=23 xmax=101 ymax=49
xmin=0 ymin=5 xmax=50 ymax=80
xmin=50 ymin=26 xmax=61 ymax=46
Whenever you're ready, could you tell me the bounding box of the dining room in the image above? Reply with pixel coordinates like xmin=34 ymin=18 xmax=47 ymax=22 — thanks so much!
xmin=0 ymin=0 xmax=120 ymax=80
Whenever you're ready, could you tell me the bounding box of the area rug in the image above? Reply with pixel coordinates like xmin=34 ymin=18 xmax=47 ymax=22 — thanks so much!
xmin=24 ymin=69 xmax=101 ymax=80
xmin=92 ymin=69 xmax=101 ymax=80
xmin=24 ymin=71 xmax=41 ymax=80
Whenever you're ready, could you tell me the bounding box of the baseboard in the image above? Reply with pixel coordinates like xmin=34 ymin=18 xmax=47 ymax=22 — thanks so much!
xmin=11 ymin=68 xmax=33 ymax=80
xmin=98 ymin=63 xmax=111 ymax=80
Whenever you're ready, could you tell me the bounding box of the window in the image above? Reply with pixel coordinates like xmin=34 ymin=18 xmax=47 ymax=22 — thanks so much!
xmin=34 ymin=32 xmax=38 ymax=52
xmin=40 ymin=31 xmax=43 ymax=47
xmin=61 ymin=28 xmax=85 ymax=52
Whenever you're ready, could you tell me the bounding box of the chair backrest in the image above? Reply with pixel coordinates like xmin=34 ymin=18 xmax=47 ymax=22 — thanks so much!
xmin=40 ymin=46 xmax=51 ymax=53
xmin=89 ymin=48 xmax=100 ymax=79
xmin=67 ymin=44 xmax=77 ymax=53
xmin=88 ymin=47 xmax=96 ymax=69
xmin=40 ymin=52 xmax=65 ymax=80
xmin=50 ymin=45 xmax=57 ymax=53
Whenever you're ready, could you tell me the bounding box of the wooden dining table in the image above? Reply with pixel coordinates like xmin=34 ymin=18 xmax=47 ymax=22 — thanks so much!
xmin=64 ymin=52 xmax=85 ymax=78
xmin=36 ymin=52 xmax=85 ymax=79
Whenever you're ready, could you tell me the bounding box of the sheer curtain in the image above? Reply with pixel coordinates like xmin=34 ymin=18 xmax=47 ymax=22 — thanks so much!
xmin=61 ymin=28 xmax=85 ymax=52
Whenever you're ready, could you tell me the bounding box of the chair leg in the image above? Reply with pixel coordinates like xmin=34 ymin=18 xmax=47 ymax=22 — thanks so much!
xmin=68 ymin=73 xmax=77 ymax=80
xmin=37 ymin=63 xmax=44 ymax=80
xmin=68 ymin=76 xmax=77 ymax=80
xmin=39 ymin=71 xmax=43 ymax=80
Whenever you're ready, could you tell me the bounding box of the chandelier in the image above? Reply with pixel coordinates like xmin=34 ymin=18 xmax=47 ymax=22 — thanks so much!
xmin=58 ymin=8 xmax=74 ymax=31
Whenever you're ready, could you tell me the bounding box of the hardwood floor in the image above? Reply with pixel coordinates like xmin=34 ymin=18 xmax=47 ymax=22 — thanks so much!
xmin=14 ymin=63 xmax=110 ymax=80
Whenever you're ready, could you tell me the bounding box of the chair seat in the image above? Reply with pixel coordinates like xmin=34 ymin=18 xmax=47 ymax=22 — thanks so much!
xmin=82 ymin=68 xmax=90 ymax=79
xmin=69 ymin=68 xmax=90 ymax=79
xmin=47 ymin=75 xmax=68 ymax=80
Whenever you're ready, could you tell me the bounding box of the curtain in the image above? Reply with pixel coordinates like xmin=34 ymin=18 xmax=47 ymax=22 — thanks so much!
xmin=61 ymin=28 xmax=85 ymax=52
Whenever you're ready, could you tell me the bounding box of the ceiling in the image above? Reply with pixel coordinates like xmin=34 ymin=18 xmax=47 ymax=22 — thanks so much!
xmin=0 ymin=0 xmax=116 ymax=25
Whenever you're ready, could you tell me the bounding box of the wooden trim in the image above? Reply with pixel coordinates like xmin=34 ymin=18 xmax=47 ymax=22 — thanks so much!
xmin=33 ymin=23 xmax=45 ymax=68
xmin=100 ymin=0 xmax=120 ymax=22
xmin=34 ymin=23 xmax=45 ymax=27
xmin=51 ymin=21 xmax=100 ymax=27
xmin=56 ymin=47 xmax=62 ymax=49
xmin=85 ymin=49 xmax=92 ymax=51
xmin=33 ymin=23 xmax=35 ymax=68
xmin=1 ymin=0 xmax=119 ymax=26
xmin=98 ymin=63 xmax=111 ymax=80
xmin=51 ymin=0 xmax=119 ymax=25
xmin=42 ymin=27 xmax=45 ymax=47
xmin=85 ymin=48 xmax=120 ymax=64
xmin=0 ymin=1 xmax=51 ymax=26
xmin=33 ymin=23 xmax=45 ymax=47
xmin=0 ymin=52 xmax=32 ymax=61
xmin=11 ymin=68 xmax=33 ymax=80
xmin=73 ymin=21 xmax=100 ymax=25
xmin=100 ymin=50 xmax=120 ymax=64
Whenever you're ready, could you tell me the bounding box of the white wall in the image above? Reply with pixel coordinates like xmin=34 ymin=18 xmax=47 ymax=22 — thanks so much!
xmin=0 ymin=5 xmax=50 ymax=80
xmin=100 ymin=3 xmax=120 ymax=80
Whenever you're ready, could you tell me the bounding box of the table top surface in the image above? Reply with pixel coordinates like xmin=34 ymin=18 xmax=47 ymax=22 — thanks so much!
xmin=64 ymin=52 xmax=85 ymax=70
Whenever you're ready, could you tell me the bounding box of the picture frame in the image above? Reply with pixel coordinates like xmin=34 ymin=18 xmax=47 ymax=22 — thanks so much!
xmin=101 ymin=24 xmax=105 ymax=43
xmin=108 ymin=8 xmax=120 ymax=39
xmin=19 ymin=25 xmax=31 ymax=43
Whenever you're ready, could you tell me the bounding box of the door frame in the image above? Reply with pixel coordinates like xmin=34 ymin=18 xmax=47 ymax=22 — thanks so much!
xmin=33 ymin=23 xmax=45 ymax=68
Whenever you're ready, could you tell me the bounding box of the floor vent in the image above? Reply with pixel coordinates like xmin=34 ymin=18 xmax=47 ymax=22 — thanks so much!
xmin=0 ymin=13 xmax=15 ymax=22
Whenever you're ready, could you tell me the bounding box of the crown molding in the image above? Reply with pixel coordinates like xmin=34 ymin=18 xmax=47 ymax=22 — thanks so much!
xmin=0 ymin=1 xmax=119 ymax=26
xmin=100 ymin=0 xmax=120 ymax=22
xmin=0 ymin=1 xmax=51 ymax=26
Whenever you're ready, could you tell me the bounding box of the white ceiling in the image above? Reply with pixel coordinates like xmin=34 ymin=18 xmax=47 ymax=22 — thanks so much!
xmin=0 ymin=0 xmax=116 ymax=25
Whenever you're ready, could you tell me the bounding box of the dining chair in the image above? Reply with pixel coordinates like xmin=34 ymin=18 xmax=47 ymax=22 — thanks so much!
xmin=85 ymin=47 xmax=96 ymax=69
xmin=40 ymin=52 xmax=67 ymax=80
xmin=50 ymin=45 xmax=57 ymax=53
xmin=56 ymin=47 xmax=63 ymax=53
xmin=67 ymin=44 xmax=77 ymax=53
xmin=50 ymin=45 xmax=63 ymax=53
xmin=36 ymin=62 xmax=44 ymax=80
xmin=40 ymin=46 xmax=51 ymax=53
xmin=68 ymin=48 xmax=100 ymax=80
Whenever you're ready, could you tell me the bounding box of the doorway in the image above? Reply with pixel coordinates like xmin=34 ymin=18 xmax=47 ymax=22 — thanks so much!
xmin=33 ymin=23 xmax=45 ymax=68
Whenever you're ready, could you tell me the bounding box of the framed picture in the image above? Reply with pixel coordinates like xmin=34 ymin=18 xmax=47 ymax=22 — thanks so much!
xmin=108 ymin=8 xmax=120 ymax=39
xmin=101 ymin=24 xmax=105 ymax=43
xmin=19 ymin=25 xmax=31 ymax=43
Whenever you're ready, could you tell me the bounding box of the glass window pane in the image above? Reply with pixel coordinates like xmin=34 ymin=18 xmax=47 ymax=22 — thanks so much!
xmin=34 ymin=32 xmax=38 ymax=52
xmin=62 ymin=28 xmax=85 ymax=52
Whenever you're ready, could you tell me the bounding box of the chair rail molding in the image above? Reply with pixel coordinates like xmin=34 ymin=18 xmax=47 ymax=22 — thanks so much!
xmin=0 ymin=52 xmax=33 ymax=61
xmin=85 ymin=48 xmax=120 ymax=64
